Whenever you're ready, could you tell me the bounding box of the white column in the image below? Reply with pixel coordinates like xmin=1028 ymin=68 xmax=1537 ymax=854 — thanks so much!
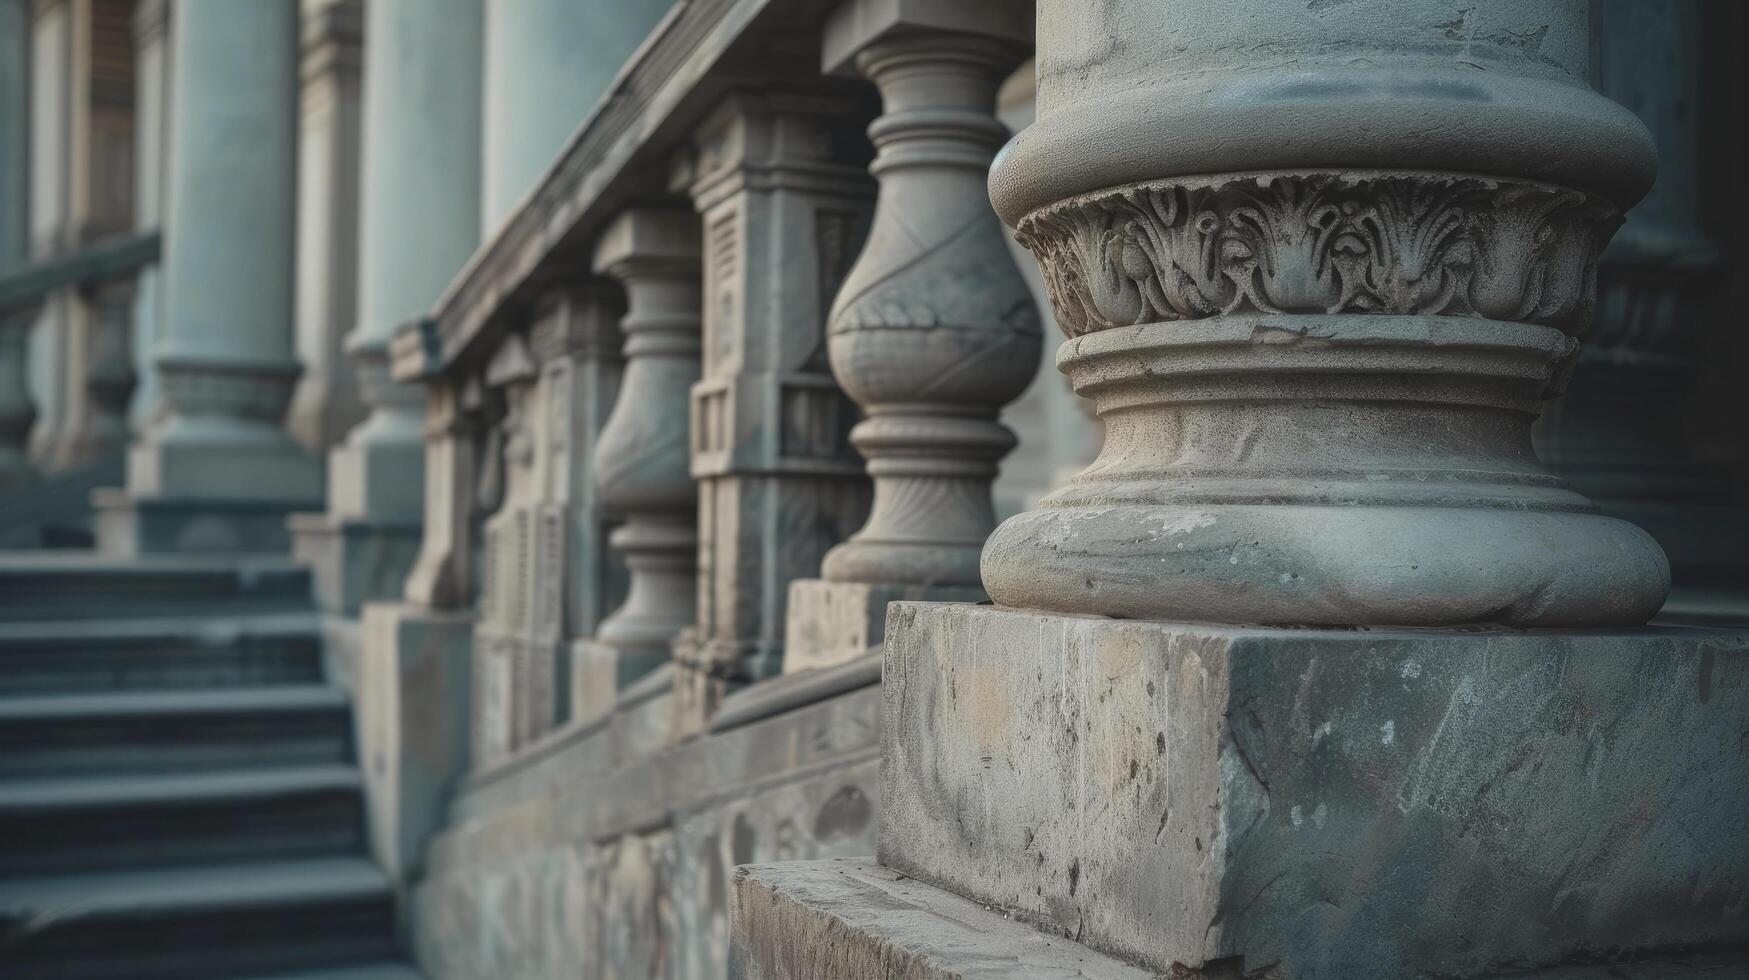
xmin=115 ymin=0 xmax=316 ymax=548
xmin=478 ymin=0 xmax=674 ymax=232
xmin=24 ymin=0 xmax=73 ymax=467
xmin=0 ymin=0 xmax=32 ymax=487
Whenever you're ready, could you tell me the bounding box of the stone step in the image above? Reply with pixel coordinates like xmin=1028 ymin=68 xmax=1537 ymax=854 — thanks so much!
xmin=0 ymin=686 xmax=352 ymax=778
xmin=0 ymin=765 xmax=365 ymax=876
xmin=229 ymin=965 xmax=426 ymax=980
xmin=0 ymin=613 xmax=322 ymax=695
xmin=0 ymin=856 xmax=398 ymax=979
xmin=0 ymin=553 xmax=311 ymax=622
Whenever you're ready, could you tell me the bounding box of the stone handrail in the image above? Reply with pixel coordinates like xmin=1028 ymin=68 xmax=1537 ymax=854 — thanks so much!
xmin=0 ymin=231 xmax=160 ymax=318
xmin=388 ymin=0 xmax=863 ymax=384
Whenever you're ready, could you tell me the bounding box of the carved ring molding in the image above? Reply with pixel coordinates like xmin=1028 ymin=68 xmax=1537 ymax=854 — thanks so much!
xmin=1013 ymin=171 xmax=1621 ymax=338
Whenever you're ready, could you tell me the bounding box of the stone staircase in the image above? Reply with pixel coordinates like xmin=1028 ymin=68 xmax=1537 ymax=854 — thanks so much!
xmin=0 ymin=554 xmax=417 ymax=979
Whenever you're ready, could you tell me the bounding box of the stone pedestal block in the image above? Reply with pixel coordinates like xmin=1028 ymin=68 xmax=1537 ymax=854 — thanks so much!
xmin=94 ymin=487 xmax=321 ymax=556
xmin=782 ymin=579 xmax=982 ymax=673
xmin=878 ymin=602 xmax=1749 ymax=978
xmin=357 ymin=602 xmax=472 ymax=882
xmin=288 ymin=510 xmax=423 ymax=616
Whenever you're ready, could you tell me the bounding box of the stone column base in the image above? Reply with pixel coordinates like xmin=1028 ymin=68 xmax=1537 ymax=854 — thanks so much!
xmin=783 ymin=579 xmax=985 ymax=673
xmin=732 ymin=859 xmax=1748 ymax=980
xmin=288 ymin=511 xmax=423 ymax=616
xmin=357 ymin=602 xmax=472 ymax=883
xmin=874 ymin=603 xmax=1749 ymax=978
xmin=93 ymin=487 xmax=324 ymax=556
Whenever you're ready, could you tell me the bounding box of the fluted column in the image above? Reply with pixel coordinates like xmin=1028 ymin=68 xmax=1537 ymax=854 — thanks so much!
xmin=109 ymin=0 xmax=317 ymax=554
xmin=0 ymin=0 xmax=33 ymax=488
xmin=1535 ymin=0 xmax=1742 ymax=618
xmin=786 ymin=10 xmax=1039 ymax=670
xmin=981 ymin=0 xmax=1668 ymax=628
xmin=577 ymin=208 xmax=701 ymax=705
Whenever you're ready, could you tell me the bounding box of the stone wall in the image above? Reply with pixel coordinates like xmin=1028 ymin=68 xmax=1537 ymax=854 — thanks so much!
xmin=410 ymin=679 xmax=879 ymax=979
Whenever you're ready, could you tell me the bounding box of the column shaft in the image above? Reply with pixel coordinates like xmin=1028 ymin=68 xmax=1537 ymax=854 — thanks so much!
xmin=110 ymin=0 xmax=318 ymax=553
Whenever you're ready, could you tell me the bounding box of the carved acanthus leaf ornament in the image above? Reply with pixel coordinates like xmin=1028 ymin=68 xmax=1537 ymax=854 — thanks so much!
xmin=1013 ymin=172 xmax=1621 ymax=338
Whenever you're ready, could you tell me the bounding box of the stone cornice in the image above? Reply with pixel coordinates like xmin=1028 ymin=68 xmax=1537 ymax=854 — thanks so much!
xmin=392 ymin=0 xmax=866 ymax=384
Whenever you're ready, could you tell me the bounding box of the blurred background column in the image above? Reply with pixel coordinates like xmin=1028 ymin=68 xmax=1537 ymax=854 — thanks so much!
xmin=101 ymin=0 xmax=313 ymax=555
xmin=287 ymin=0 xmax=365 ymax=454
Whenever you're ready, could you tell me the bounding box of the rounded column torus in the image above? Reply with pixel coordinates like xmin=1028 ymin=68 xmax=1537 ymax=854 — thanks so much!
xmin=137 ymin=0 xmax=316 ymax=500
xmin=820 ymin=34 xmax=1041 ymax=589
xmin=983 ymin=0 xmax=1670 ymax=628
xmin=590 ymin=208 xmax=702 ymax=683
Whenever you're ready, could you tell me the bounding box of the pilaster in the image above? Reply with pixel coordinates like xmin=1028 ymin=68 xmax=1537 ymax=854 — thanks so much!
xmin=287 ymin=0 xmax=365 ymax=453
xmin=669 ymin=90 xmax=874 ymax=727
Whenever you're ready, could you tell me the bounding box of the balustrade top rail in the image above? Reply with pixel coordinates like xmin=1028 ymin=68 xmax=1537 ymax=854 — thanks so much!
xmin=389 ymin=0 xmax=857 ymax=383
xmin=0 ymin=231 xmax=161 ymax=318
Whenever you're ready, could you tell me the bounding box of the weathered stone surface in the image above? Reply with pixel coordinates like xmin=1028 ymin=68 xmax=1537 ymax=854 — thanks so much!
xmin=982 ymin=0 xmax=1671 ymax=628
xmin=357 ymin=602 xmax=472 ymax=881
xmin=680 ymin=90 xmax=872 ymax=692
xmin=879 ymin=602 xmax=1749 ymax=978
xmin=410 ymin=683 xmax=881 ymax=980
xmin=732 ymin=858 xmax=1156 ymax=980
xmin=288 ymin=511 xmax=422 ymax=617
xmin=783 ymin=579 xmax=980 ymax=673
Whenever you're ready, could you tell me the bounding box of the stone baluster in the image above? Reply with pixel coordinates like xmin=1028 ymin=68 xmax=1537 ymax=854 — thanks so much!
xmin=0 ymin=0 xmax=33 ymax=489
xmin=978 ymin=0 xmax=1669 ymax=628
xmin=671 ymin=90 xmax=875 ymax=728
xmin=1534 ymin=0 xmax=1744 ymax=619
xmin=574 ymin=209 xmax=702 ymax=715
xmin=287 ymin=0 xmax=365 ymax=453
xmin=103 ymin=0 xmax=320 ymax=554
xmin=784 ymin=3 xmax=1040 ymax=671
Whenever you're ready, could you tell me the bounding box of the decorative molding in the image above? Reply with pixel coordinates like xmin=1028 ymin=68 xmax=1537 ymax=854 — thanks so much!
xmin=1014 ymin=171 xmax=1620 ymax=339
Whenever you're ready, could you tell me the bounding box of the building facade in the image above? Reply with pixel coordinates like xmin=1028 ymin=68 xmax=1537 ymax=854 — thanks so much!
xmin=0 ymin=1 xmax=1745 ymax=977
